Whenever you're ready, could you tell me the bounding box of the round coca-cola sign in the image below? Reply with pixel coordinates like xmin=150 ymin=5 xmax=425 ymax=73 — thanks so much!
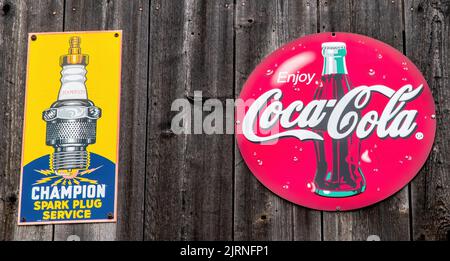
xmin=235 ymin=32 xmax=436 ymax=211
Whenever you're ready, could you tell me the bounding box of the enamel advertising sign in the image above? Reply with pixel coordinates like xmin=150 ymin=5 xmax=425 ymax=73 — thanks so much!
xmin=18 ymin=31 xmax=122 ymax=225
xmin=236 ymin=32 xmax=436 ymax=211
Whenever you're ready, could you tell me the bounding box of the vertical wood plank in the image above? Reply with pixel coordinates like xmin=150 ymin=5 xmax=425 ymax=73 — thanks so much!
xmin=53 ymin=0 xmax=149 ymax=241
xmin=405 ymin=0 xmax=450 ymax=241
xmin=145 ymin=0 xmax=234 ymax=240
xmin=0 ymin=0 xmax=446 ymax=242
xmin=0 ymin=0 xmax=63 ymax=241
xmin=320 ymin=0 xmax=410 ymax=241
xmin=234 ymin=0 xmax=321 ymax=241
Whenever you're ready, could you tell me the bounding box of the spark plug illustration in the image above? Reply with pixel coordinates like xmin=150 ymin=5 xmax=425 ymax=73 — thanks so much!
xmin=42 ymin=36 xmax=101 ymax=175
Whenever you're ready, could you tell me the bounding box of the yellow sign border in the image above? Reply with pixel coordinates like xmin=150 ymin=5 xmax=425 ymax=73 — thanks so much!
xmin=17 ymin=30 xmax=123 ymax=226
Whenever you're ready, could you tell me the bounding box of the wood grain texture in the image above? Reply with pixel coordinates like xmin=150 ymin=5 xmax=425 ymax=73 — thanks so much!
xmin=144 ymin=0 xmax=234 ymax=240
xmin=0 ymin=0 xmax=63 ymax=241
xmin=53 ymin=0 xmax=149 ymax=241
xmin=319 ymin=0 xmax=410 ymax=241
xmin=0 ymin=0 xmax=448 ymax=241
xmin=234 ymin=0 xmax=321 ymax=241
xmin=404 ymin=0 xmax=450 ymax=241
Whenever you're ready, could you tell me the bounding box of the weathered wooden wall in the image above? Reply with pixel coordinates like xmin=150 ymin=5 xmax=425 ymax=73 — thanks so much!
xmin=0 ymin=0 xmax=448 ymax=241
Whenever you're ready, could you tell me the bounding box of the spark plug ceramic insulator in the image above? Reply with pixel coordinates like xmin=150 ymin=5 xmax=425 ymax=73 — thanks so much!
xmin=42 ymin=36 xmax=101 ymax=174
xmin=59 ymin=65 xmax=88 ymax=100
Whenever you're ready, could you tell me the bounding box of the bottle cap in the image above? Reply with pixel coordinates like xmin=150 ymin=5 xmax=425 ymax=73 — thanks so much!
xmin=322 ymin=42 xmax=346 ymax=49
xmin=322 ymin=42 xmax=347 ymax=57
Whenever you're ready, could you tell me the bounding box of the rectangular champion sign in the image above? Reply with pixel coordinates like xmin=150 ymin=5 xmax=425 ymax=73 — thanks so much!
xmin=18 ymin=31 xmax=122 ymax=225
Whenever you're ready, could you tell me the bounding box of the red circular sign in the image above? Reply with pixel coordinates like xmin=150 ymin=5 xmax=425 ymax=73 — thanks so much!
xmin=236 ymin=32 xmax=436 ymax=211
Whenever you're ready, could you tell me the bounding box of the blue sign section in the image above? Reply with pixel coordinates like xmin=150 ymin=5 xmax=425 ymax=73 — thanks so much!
xmin=20 ymin=153 xmax=115 ymax=223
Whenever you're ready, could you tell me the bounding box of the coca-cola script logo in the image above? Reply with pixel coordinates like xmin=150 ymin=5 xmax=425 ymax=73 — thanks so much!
xmin=236 ymin=32 xmax=436 ymax=211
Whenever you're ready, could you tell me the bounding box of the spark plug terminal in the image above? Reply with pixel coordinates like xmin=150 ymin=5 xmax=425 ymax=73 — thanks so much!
xmin=60 ymin=36 xmax=89 ymax=66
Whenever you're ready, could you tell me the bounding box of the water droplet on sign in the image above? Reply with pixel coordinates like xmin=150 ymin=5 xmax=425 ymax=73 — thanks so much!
xmin=377 ymin=54 xmax=383 ymax=59
xmin=265 ymin=69 xmax=274 ymax=76
xmin=257 ymin=159 xmax=263 ymax=166
xmin=293 ymin=157 xmax=298 ymax=162
xmin=415 ymin=132 xmax=424 ymax=140
xmin=369 ymin=69 xmax=375 ymax=76
xmin=361 ymin=149 xmax=372 ymax=163
xmin=315 ymin=80 xmax=323 ymax=87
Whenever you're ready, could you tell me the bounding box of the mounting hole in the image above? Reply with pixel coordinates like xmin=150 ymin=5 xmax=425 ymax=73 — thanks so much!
xmin=114 ymin=33 xmax=119 ymax=38
xmin=331 ymin=32 xmax=336 ymax=37
xmin=31 ymin=35 xmax=37 ymax=41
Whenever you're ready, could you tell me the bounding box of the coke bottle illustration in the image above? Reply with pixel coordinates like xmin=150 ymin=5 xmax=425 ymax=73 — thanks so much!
xmin=313 ymin=42 xmax=366 ymax=197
